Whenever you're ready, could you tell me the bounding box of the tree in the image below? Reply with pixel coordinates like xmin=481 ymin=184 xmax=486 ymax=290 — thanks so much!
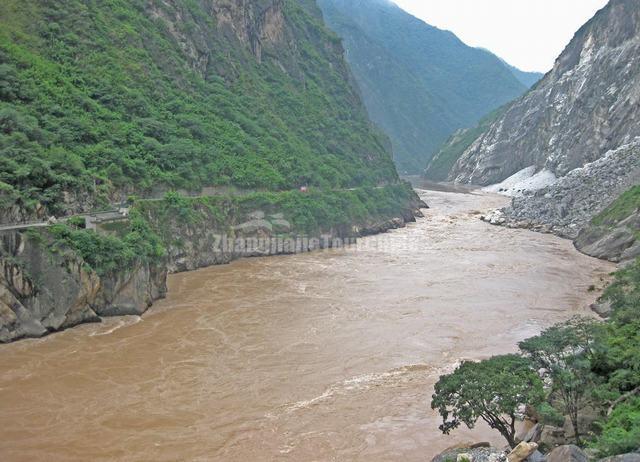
xmin=519 ymin=317 xmax=599 ymax=445
xmin=431 ymin=354 xmax=544 ymax=448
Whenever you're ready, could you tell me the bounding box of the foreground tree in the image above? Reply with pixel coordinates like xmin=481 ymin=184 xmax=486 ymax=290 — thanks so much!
xmin=519 ymin=317 xmax=599 ymax=445
xmin=431 ymin=354 xmax=544 ymax=448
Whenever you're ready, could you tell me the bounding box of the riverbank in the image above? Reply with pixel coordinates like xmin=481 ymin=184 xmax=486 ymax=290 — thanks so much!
xmin=0 ymin=184 xmax=424 ymax=343
xmin=0 ymin=187 xmax=614 ymax=461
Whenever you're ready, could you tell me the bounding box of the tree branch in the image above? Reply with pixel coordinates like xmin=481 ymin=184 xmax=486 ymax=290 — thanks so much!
xmin=607 ymin=385 xmax=640 ymax=416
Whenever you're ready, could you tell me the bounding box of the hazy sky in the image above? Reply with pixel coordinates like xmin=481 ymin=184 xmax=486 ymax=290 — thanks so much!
xmin=392 ymin=0 xmax=609 ymax=72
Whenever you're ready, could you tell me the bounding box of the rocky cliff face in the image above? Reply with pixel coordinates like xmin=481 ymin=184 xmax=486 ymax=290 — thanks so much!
xmin=450 ymin=0 xmax=640 ymax=186
xmin=0 ymin=231 xmax=167 ymax=343
xmin=447 ymin=0 xmax=640 ymax=262
xmin=138 ymin=188 xmax=425 ymax=273
xmin=575 ymin=180 xmax=640 ymax=262
xmin=148 ymin=0 xmax=286 ymax=71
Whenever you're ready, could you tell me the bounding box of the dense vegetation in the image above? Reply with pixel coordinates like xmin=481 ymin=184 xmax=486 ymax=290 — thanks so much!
xmin=0 ymin=0 xmax=398 ymax=217
xmin=37 ymin=183 xmax=415 ymax=275
xmin=592 ymin=185 xmax=640 ymax=229
xmin=317 ymin=0 xmax=532 ymax=173
xmin=424 ymin=106 xmax=506 ymax=181
xmin=138 ymin=182 xmax=418 ymax=236
xmin=432 ymin=259 xmax=640 ymax=456
xmin=42 ymin=209 xmax=165 ymax=276
xmin=41 ymin=183 xmax=417 ymax=276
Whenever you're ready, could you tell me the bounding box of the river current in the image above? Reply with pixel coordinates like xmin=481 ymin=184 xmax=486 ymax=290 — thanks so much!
xmin=0 ymin=186 xmax=614 ymax=461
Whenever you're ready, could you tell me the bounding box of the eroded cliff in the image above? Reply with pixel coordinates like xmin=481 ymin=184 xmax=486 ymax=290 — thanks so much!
xmin=0 ymin=230 xmax=167 ymax=342
xmin=450 ymin=0 xmax=640 ymax=186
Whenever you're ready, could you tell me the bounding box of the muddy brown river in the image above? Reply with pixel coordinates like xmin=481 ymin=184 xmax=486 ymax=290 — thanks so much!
xmin=0 ymin=188 xmax=614 ymax=462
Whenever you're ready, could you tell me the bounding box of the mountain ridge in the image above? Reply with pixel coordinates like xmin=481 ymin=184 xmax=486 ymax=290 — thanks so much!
xmin=317 ymin=0 xmax=531 ymax=173
xmin=446 ymin=0 xmax=640 ymax=261
xmin=449 ymin=0 xmax=640 ymax=186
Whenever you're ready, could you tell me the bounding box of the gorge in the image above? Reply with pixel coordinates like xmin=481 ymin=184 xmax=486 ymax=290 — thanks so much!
xmin=0 ymin=0 xmax=639 ymax=460
xmin=0 ymin=186 xmax=614 ymax=461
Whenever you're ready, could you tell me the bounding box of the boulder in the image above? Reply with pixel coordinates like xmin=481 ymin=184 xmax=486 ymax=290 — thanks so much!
xmin=599 ymin=455 xmax=640 ymax=462
xmin=508 ymin=442 xmax=538 ymax=462
xmin=547 ymin=445 xmax=588 ymax=462
xmin=520 ymin=424 xmax=543 ymax=444
xmin=539 ymin=425 xmax=566 ymax=449
xmin=457 ymin=454 xmax=473 ymax=462
xmin=432 ymin=447 xmax=506 ymax=462
xmin=526 ymin=451 xmax=546 ymax=462
xmin=591 ymin=299 xmax=613 ymax=318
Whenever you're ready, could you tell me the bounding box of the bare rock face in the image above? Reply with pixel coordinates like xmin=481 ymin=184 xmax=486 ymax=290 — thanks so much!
xmin=209 ymin=0 xmax=285 ymax=60
xmin=0 ymin=231 xmax=167 ymax=343
xmin=450 ymin=0 xmax=640 ymax=186
xmin=147 ymin=0 xmax=288 ymax=76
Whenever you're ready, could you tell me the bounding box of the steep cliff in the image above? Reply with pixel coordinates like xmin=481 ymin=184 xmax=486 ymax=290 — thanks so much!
xmin=444 ymin=0 xmax=640 ymax=261
xmin=0 ymin=230 xmax=167 ymax=342
xmin=0 ymin=0 xmax=398 ymax=220
xmin=317 ymin=0 xmax=530 ymax=173
xmin=450 ymin=0 xmax=640 ymax=186
xmin=0 ymin=0 xmax=426 ymax=341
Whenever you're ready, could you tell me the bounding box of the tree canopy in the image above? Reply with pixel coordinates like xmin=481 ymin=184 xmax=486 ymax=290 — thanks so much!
xmin=431 ymin=354 xmax=544 ymax=448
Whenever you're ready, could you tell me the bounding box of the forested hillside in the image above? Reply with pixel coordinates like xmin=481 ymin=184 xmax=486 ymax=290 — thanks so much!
xmin=317 ymin=0 xmax=531 ymax=173
xmin=0 ymin=0 xmax=399 ymax=218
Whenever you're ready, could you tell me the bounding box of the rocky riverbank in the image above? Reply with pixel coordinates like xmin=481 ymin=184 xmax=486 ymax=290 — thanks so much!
xmin=0 ymin=188 xmax=426 ymax=343
xmin=478 ymin=139 xmax=640 ymax=263
xmin=433 ymin=441 xmax=640 ymax=462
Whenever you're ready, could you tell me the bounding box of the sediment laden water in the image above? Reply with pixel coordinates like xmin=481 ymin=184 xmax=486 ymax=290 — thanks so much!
xmin=0 ymin=187 xmax=614 ymax=461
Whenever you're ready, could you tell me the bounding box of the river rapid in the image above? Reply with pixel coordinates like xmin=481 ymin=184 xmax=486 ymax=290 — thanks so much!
xmin=0 ymin=187 xmax=614 ymax=461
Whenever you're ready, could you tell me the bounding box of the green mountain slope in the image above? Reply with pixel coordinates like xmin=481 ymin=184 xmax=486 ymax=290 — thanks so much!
xmin=0 ymin=0 xmax=399 ymax=217
xmin=317 ymin=0 xmax=530 ymax=173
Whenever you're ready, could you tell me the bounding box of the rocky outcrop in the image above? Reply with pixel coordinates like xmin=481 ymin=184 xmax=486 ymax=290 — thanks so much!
xmin=576 ymin=213 xmax=640 ymax=262
xmin=450 ymin=0 xmax=640 ymax=186
xmin=507 ymin=442 xmax=539 ymax=462
xmin=575 ymin=181 xmax=640 ymax=262
xmin=147 ymin=0 xmax=286 ymax=72
xmin=0 ymin=231 xmax=167 ymax=343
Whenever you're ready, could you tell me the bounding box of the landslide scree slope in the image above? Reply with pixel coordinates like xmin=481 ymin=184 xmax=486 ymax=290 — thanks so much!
xmin=0 ymin=0 xmax=399 ymax=217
